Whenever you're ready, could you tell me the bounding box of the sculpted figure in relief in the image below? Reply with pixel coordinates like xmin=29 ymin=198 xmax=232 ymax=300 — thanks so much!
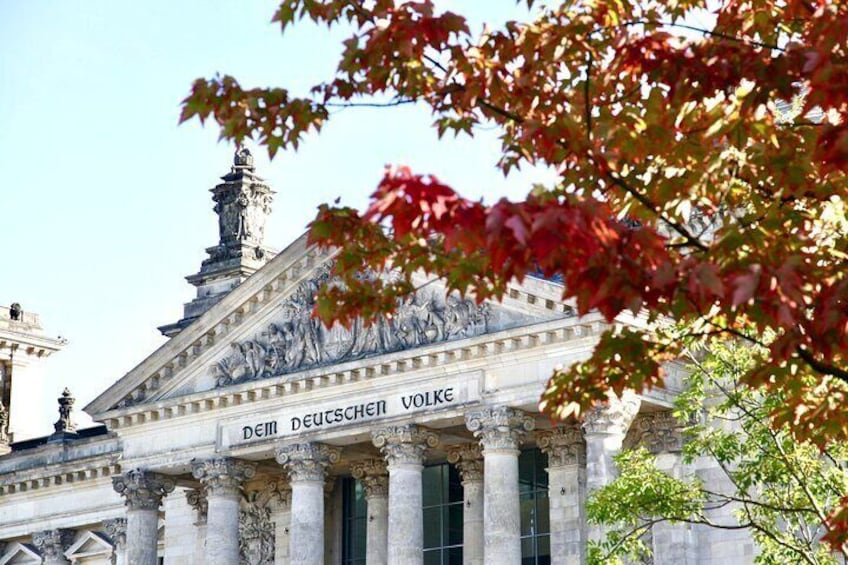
xmin=215 ymin=265 xmax=491 ymax=387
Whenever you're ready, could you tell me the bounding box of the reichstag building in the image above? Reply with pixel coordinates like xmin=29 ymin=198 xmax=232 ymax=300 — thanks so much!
xmin=0 ymin=149 xmax=753 ymax=564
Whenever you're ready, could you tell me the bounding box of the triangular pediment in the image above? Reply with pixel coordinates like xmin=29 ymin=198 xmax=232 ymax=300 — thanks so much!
xmin=0 ymin=543 xmax=40 ymax=565
xmin=64 ymin=531 xmax=113 ymax=561
xmin=85 ymin=233 xmax=572 ymax=417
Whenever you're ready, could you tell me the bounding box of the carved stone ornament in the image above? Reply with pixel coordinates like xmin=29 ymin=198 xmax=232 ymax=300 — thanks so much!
xmin=580 ymin=390 xmax=641 ymax=436
xmin=102 ymin=518 xmax=127 ymax=548
xmin=215 ymin=264 xmax=492 ymax=387
xmin=372 ymin=424 xmax=439 ymax=466
xmin=212 ymin=147 xmax=273 ymax=249
xmin=239 ymin=480 xmax=286 ymax=565
xmin=465 ymin=407 xmax=535 ymax=452
xmin=31 ymin=529 xmax=75 ymax=560
xmin=53 ymin=388 xmax=77 ymax=434
xmin=627 ymin=411 xmax=685 ymax=454
xmin=192 ymin=458 xmax=257 ymax=496
xmin=537 ymin=425 xmax=585 ymax=467
xmin=350 ymin=459 xmax=389 ymax=498
xmin=0 ymin=402 xmax=8 ymax=445
xmin=112 ymin=469 xmax=175 ymax=511
xmin=185 ymin=487 xmax=209 ymax=524
xmin=446 ymin=443 xmax=484 ymax=483
xmin=275 ymin=443 xmax=340 ymax=482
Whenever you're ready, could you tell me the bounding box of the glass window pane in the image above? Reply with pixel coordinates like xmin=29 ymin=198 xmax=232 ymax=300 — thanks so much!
xmin=521 ymin=536 xmax=537 ymax=561
xmin=536 ymin=494 xmax=550 ymax=535
xmin=519 ymin=450 xmax=535 ymax=493
xmin=535 ymin=449 xmax=549 ymax=489
xmin=448 ymin=464 xmax=464 ymax=503
xmin=520 ymin=493 xmax=537 ymax=536
xmin=447 ymin=546 xmax=463 ymax=564
xmin=423 ymin=465 xmax=443 ymax=507
xmin=424 ymin=506 xmax=442 ymax=548
xmin=537 ymin=534 xmax=551 ymax=559
xmin=424 ymin=549 xmax=442 ymax=565
xmin=445 ymin=503 xmax=464 ymax=546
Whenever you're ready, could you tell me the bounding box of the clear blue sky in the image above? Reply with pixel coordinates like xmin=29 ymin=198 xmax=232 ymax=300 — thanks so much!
xmin=0 ymin=1 xmax=555 ymax=432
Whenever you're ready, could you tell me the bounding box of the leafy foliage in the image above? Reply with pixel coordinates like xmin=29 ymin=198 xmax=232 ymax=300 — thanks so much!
xmin=588 ymin=339 xmax=848 ymax=563
xmin=180 ymin=0 xmax=848 ymax=541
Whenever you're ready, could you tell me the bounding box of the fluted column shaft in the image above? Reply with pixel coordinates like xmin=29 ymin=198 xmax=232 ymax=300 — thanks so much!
xmin=192 ymin=458 xmax=255 ymax=565
xmin=351 ymin=459 xmax=390 ymax=565
xmin=112 ymin=469 xmax=175 ymax=565
xmin=447 ymin=443 xmax=484 ymax=565
xmin=373 ymin=424 xmax=439 ymax=565
xmin=538 ymin=425 xmax=587 ymax=565
xmin=466 ymin=407 xmax=534 ymax=565
xmin=582 ymin=392 xmax=641 ymax=544
xmin=277 ymin=442 xmax=340 ymax=565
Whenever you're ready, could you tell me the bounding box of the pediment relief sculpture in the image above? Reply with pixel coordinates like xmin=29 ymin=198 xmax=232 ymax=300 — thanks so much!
xmin=212 ymin=265 xmax=535 ymax=388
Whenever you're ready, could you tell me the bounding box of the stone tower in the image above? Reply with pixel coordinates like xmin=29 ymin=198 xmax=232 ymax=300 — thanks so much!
xmin=158 ymin=148 xmax=277 ymax=337
xmin=0 ymin=303 xmax=66 ymax=449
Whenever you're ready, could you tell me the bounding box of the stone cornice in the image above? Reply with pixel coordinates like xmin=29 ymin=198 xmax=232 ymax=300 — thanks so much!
xmin=0 ymin=456 xmax=121 ymax=496
xmin=94 ymin=313 xmax=609 ymax=432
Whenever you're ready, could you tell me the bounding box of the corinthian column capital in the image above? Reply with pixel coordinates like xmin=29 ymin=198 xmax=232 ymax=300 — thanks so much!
xmin=276 ymin=442 xmax=340 ymax=482
xmin=537 ymin=424 xmax=585 ymax=467
xmin=465 ymin=406 xmax=534 ymax=453
xmin=446 ymin=443 xmax=484 ymax=484
xmin=112 ymin=469 xmax=175 ymax=511
xmin=191 ymin=457 xmax=256 ymax=496
xmin=32 ymin=529 xmax=74 ymax=562
xmin=372 ymin=424 xmax=439 ymax=466
xmin=102 ymin=518 xmax=127 ymax=549
xmin=350 ymin=458 xmax=389 ymax=498
xmin=581 ymin=391 xmax=641 ymax=437
xmin=628 ymin=411 xmax=685 ymax=454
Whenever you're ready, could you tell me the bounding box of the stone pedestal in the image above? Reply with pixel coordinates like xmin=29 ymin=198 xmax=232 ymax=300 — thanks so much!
xmin=276 ymin=443 xmax=340 ymax=565
xmin=446 ymin=443 xmax=484 ymax=565
xmin=32 ymin=529 xmax=74 ymax=565
xmin=537 ymin=425 xmax=587 ymax=565
xmin=102 ymin=519 xmax=127 ymax=565
xmin=192 ymin=458 xmax=256 ymax=565
xmin=372 ymin=424 xmax=439 ymax=565
xmin=112 ymin=469 xmax=175 ymax=565
xmin=466 ymin=407 xmax=534 ymax=565
xmin=351 ymin=459 xmax=390 ymax=565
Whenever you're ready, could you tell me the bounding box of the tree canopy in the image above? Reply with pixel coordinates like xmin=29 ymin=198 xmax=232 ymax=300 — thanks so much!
xmin=180 ymin=0 xmax=848 ymax=543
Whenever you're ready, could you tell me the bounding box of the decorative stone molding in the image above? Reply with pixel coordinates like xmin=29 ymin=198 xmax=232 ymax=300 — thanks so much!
xmin=627 ymin=411 xmax=685 ymax=454
xmin=446 ymin=443 xmax=484 ymax=483
xmin=580 ymin=391 xmax=641 ymax=436
xmin=371 ymin=424 xmax=439 ymax=466
xmin=275 ymin=443 xmax=340 ymax=482
xmin=31 ymin=529 xmax=74 ymax=561
xmin=112 ymin=469 xmax=175 ymax=511
xmin=350 ymin=459 xmax=389 ymax=498
xmin=185 ymin=486 xmax=209 ymax=524
xmin=465 ymin=407 xmax=535 ymax=452
xmin=239 ymin=480 xmax=284 ymax=565
xmin=0 ymin=461 xmax=121 ymax=495
xmin=192 ymin=458 xmax=257 ymax=496
xmin=537 ymin=424 xmax=585 ymax=467
xmin=102 ymin=518 xmax=127 ymax=548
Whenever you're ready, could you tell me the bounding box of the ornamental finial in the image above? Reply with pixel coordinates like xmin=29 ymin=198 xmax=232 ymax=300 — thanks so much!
xmin=234 ymin=146 xmax=254 ymax=168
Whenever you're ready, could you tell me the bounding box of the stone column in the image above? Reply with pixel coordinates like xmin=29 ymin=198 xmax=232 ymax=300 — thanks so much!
xmin=276 ymin=443 xmax=340 ymax=565
xmin=112 ymin=469 xmax=175 ymax=565
xmin=581 ymin=391 xmax=640 ymax=544
xmin=446 ymin=443 xmax=484 ymax=565
xmin=32 ymin=529 xmax=74 ymax=565
xmin=629 ymin=411 xmax=696 ymax=564
xmin=192 ymin=458 xmax=256 ymax=565
xmin=102 ymin=519 xmax=127 ymax=565
xmin=466 ymin=407 xmax=535 ymax=565
xmin=537 ymin=425 xmax=587 ymax=565
xmin=372 ymin=424 xmax=439 ymax=565
xmin=350 ymin=459 xmax=389 ymax=565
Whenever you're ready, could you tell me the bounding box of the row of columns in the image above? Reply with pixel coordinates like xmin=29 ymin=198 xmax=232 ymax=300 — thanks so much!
xmin=110 ymin=394 xmax=693 ymax=565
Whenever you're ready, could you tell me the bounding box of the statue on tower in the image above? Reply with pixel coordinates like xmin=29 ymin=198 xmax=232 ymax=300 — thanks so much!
xmin=50 ymin=388 xmax=78 ymax=440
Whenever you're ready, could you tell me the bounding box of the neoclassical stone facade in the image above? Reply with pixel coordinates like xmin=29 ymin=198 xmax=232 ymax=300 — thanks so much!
xmin=0 ymin=151 xmax=756 ymax=564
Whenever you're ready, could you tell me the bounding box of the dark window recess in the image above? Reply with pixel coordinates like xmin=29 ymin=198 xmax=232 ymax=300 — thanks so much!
xmin=341 ymin=477 xmax=367 ymax=565
xmin=520 ymin=448 xmax=551 ymax=565
xmin=423 ymin=462 xmax=464 ymax=564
